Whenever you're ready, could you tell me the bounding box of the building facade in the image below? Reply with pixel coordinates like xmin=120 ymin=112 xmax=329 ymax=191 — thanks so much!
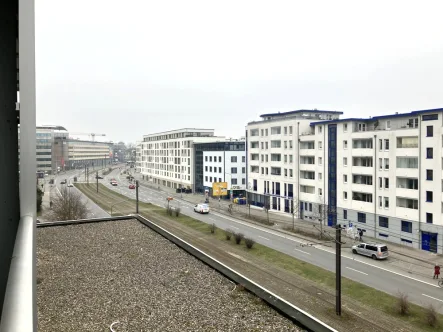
xmin=18 ymin=125 xmax=69 ymax=174
xmin=247 ymin=108 xmax=443 ymax=253
xmin=139 ymin=129 xmax=223 ymax=191
xmin=193 ymin=140 xmax=246 ymax=197
xmin=53 ymin=138 xmax=112 ymax=170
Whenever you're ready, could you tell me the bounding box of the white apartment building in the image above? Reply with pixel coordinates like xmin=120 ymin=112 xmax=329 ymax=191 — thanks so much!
xmin=135 ymin=141 xmax=142 ymax=172
xmin=139 ymin=128 xmax=223 ymax=192
xmin=246 ymin=110 xmax=342 ymax=214
xmin=195 ymin=140 xmax=246 ymax=197
xmin=247 ymin=108 xmax=443 ymax=253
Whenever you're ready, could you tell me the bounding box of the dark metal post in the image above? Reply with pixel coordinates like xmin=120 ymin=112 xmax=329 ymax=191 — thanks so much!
xmin=336 ymin=225 xmax=342 ymax=316
xmin=291 ymin=199 xmax=295 ymax=230
xmin=96 ymin=171 xmax=98 ymax=193
xmin=136 ymin=180 xmax=139 ymax=214
xmin=84 ymin=164 xmax=87 ymax=182
xmin=87 ymin=167 xmax=89 ymax=185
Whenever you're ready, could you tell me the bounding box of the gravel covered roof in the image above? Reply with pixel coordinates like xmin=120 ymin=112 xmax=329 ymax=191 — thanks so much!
xmin=37 ymin=219 xmax=302 ymax=332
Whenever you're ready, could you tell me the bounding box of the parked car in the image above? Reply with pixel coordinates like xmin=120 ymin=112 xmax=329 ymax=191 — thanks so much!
xmin=351 ymin=243 xmax=389 ymax=260
xmin=194 ymin=203 xmax=210 ymax=214
xmin=60 ymin=180 xmax=67 ymax=184
xmin=95 ymin=175 xmax=103 ymax=179
xmin=111 ymin=181 xmax=118 ymax=186
xmin=67 ymin=183 xmax=74 ymax=187
xmin=129 ymin=184 xmax=135 ymax=189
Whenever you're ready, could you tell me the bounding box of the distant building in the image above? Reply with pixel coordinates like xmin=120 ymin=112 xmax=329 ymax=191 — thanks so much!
xmin=139 ymin=128 xmax=223 ymax=191
xmin=193 ymin=140 xmax=246 ymax=197
xmin=52 ymin=137 xmax=112 ymax=171
xmin=18 ymin=124 xmax=69 ymax=174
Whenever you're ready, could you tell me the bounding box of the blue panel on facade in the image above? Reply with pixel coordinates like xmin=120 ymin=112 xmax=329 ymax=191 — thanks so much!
xmin=327 ymin=124 xmax=337 ymax=227
xmin=422 ymin=231 xmax=438 ymax=253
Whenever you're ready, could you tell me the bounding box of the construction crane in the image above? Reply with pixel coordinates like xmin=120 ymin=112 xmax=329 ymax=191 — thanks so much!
xmin=69 ymin=132 xmax=106 ymax=141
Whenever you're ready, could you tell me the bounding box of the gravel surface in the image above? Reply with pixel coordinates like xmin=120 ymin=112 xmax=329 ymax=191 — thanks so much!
xmin=37 ymin=219 xmax=302 ymax=332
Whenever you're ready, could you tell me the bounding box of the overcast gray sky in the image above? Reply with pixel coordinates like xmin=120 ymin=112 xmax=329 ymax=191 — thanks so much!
xmin=36 ymin=0 xmax=443 ymax=143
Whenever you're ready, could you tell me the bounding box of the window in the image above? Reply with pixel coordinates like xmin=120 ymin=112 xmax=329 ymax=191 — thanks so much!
xmin=318 ymin=141 xmax=322 ymax=149
xmin=379 ymin=216 xmax=389 ymax=228
xmin=427 ymin=125 xmax=434 ymax=137
xmin=284 ymin=127 xmax=288 ymax=135
xmin=231 ymin=178 xmax=238 ymax=185
xmin=343 ymin=191 xmax=348 ymax=200
xmin=319 ymin=157 xmax=322 ymax=165
xmin=261 ymin=167 xmax=264 ymax=174
xmin=401 ymin=238 xmax=413 ymax=244
xmin=242 ymin=178 xmax=246 ymax=185
xmin=265 ymin=142 xmax=268 ymax=149
xmin=289 ymin=169 xmax=293 ymax=177
xmin=384 ymin=197 xmax=389 ymax=208
xmin=265 ymin=155 xmax=268 ymax=162
xmin=357 ymin=213 xmax=366 ymax=223
xmin=231 ymin=167 xmax=237 ymax=174
xmin=284 ymin=141 xmax=288 ymax=149
xmin=289 ymin=126 xmax=293 ymax=135
xmin=384 ymin=139 xmax=389 ymax=150
xmin=284 ymin=168 xmax=288 ymax=177
xmin=401 ymin=220 xmax=412 ymax=233
xmin=379 ymin=158 xmax=382 ymax=170
xmin=319 ymin=188 xmax=323 ymax=196
xmin=379 ymin=177 xmax=382 ymax=188
xmin=289 ymin=155 xmax=293 ymax=163
xmin=343 ymin=140 xmax=348 ymax=149
xmin=379 ymin=196 xmax=382 ymax=208
xmin=210 ymin=176 xmax=213 ymax=182
xmin=218 ymin=178 xmax=222 ymax=182
xmin=379 ymin=139 xmax=382 ymax=151
xmin=396 ymin=157 xmax=418 ymax=169
xmin=343 ymin=158 xmax=347 ymax=166
xmin=289 ymin=140 xmax=293 ymax=149
xmin=379 ymin=233 xmax=389 ymax=238
xmin=426 ymin=213 xmax=433 ymax=224
xmin=352 ymin=192 xmax=373 ymax=202
xmin=384 ymin=158 xmax=389 ymax=170
xmin=261 ymin=129 xmax=264 ymax=136
xmin=205 ymin=166 xmax=208 ymax=171
xmin=384 ymin=178 xmax=389 ymax=189
xmin=396 ymin=198 xmax=418 ymax=209
xmin=318 ymin=173 xmax=322 ymax=180
xmin=343 ymin=123 xmax=348 ymax=132
xmin=423 ymin=114 xmax=438 ymax=121
xmin=242 ymin=156 xmax=245 ymax=163
xmin=205 ymin=156 xmax=208 ymax=162
xmin=210 ymin=166 xmax=213 ymax=172
xmin=271 ymin=126 xmax=281 ymax=135
xmin=427 ymin=148 xmax=433 ymax=159
xmin=284 ymin=155 xmax=288 ymax=163
xmin=343 ymin=210 xmax=347 ymax=219
xmin=205 ymin=176 xmax=208 ymax=181
xmin=265 ymin=129 xmax=268 ymax=136
xmin=319 ymin=126 xmax=323 ymax=133
xmin=242 ymin=167 xmax=246 ymax=174
xmin=219 ymin=167 xmax=222 ymax=173
xmin=426 ymin=191 xmax=433 ymax=202
xmin=209 ymin=156 xmax=212 ymax=162
xmin=343 ymin=175 xmax=348 ymax=183
xmin=427 ymin=169 xmax=433 ymax=181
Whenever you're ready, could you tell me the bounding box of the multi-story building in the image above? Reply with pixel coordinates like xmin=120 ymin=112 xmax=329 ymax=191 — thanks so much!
xmin=247 ymin=108 xmax=443 ymax=253
xmin=52 ymin=137 xmax=112 ymax=170
xmin=139 ymin=129 xmax=223 ymax=192
xmin=18 ymin=125 xmax=69 ymax=174
xmin=246 ymin=109 xmax=342 ymax=214
xmin=135 ymin=141 xmax=142 ymax=172
xmin=193 ymin=139 xmax=246 ymax=197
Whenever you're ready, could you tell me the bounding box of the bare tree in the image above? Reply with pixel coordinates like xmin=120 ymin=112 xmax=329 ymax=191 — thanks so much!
xmin=290 ymin=197 xmax=301 ymax=230
xmin=312 ymin=200 xmax=328 ymax=239
xmin=47 ymin=186 xmax=88 ymax=221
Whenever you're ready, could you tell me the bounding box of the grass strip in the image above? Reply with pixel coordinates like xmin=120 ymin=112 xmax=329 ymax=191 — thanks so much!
xmin=76 ymin=183 xmax=442 ymax=331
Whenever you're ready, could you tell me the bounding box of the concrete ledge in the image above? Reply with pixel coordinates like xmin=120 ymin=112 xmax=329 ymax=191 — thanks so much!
xmin=133 ymin=214 xmax=337 ymax=332
xmin=36 ymin=215 xmax=133 ymax=228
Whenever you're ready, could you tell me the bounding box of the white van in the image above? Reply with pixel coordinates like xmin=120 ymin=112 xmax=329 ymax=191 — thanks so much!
xmin=352 ymin=243 xmax=389 ymax=260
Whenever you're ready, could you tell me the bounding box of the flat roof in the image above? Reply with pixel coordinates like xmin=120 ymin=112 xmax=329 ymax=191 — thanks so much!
xmin=143 ymin=128 xmax=215 ymax=137
xmin=310 ymin=108 xmax=443 ymax=126
xmin=260 ymin=109 xmax=343 ymax=118
xmin=37 ymin=220 xmax=299 ymax=331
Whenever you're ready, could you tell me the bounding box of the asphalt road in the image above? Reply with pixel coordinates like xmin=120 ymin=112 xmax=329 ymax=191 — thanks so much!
xmin=68 ymin=167 xmax=443 ymax=312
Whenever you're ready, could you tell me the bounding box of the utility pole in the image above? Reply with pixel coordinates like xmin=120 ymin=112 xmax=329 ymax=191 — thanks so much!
xmin=136 ymin=180 xmax=139 ymax=213
xmin=96 ymin=171 xmax=99 ymax=193
xmin=87 ymin=167 xmax=89 ymax=185
xmin=84 ymin=164 xmax=87 ymax=182
xmin=336 ymin=224 xmax=342 ymax=316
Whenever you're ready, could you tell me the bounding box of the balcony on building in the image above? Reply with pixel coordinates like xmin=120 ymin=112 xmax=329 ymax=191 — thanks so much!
xmin=396 ymin=177 xmax=419 ymax=199
xmin=299 ymin=156 xmax=316 ymax=170
xmin=396 ymin=197 xmax=419 ymax=220
xmin=351 ymin=117 xmax=419 ymax=133
xmin=351 ymin=157 xmax=373 ymax=175
xmin=396 ymin=157 xmax=419 ymax=177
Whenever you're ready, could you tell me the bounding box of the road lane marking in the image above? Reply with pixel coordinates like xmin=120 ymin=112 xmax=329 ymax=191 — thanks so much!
xmin=258 ymin=236 xmax=270 ymax=241
xmin=422 ymin=294 xmax=443 ymax=302
xmin=314 ymin=246 xmax=439 ymax=288
xmin=209 ymin=218 xmax=216 ymax=222
xmin=346 ymin=267 xmax=368 ymax=275
xmin=294 ymin=248 xmax=311 ymax=255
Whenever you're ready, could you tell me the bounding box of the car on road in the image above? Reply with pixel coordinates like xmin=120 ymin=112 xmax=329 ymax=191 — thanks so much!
xmin=60 ymin=180 xmax=67 ymax=184
xmin=194 ymin=203 xmax=210 ymax=214
xmin=67 ymin=183 xmax=74 ymax=187
xmin=111 ymin=181 xmax=118 ymax=186
xmin=352 ymin=243 xmax=389 ymax=260
xmin=129 ymin=184 xmax=135 ymax=189
xmin=95 ymin=175 xmax=103 ymax=179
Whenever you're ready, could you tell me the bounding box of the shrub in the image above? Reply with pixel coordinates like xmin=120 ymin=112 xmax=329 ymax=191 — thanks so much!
xmin=225 ymin=229 xmax=233 ymax=240
xmin=397 ymin=292 xmax=410 ymax=316
xmin=175 ymin=207 xmax=181 ymax=217
xmin=210 ymin=223 xmax=217 ymax=234
xmin=234 ymin=232 xmax=244 ymax=245
xmin=244 ymin=237 xmax=255 ymax=249
xmin=425 ymin=304 xmax=438 ymax=327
